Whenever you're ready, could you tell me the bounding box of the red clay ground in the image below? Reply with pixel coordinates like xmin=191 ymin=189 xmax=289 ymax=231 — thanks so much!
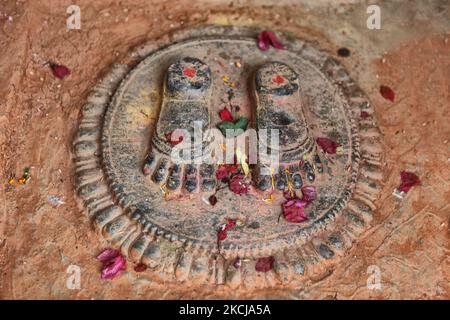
xmin=0 ymin=0 xmax=448 ymax=299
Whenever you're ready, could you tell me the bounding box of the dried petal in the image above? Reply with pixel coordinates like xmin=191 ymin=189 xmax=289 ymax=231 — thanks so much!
xmin=134 ymin=263 xmax=147 ymax=272
xmin=229 ymin=174 xmax=250 ymax=195
xmin=301 ymin=186 xmax=316 ymax=203
xmin=282 ymin=198 xmax=308 ymax=223
xmin=219 ymin=107 xmax=234 ymax=121
xmin=255 ymin=256 xmax=275 ymax=272
xmin=209 ymin=194 xmax=218 ymax=206
xmin=398 ymin=171 xmax=420 ymax=193
xmin=100 ymin=255 xmax=126 ymax=280
xmin=49 ymin=62 xmax=70 ymax=79
xmin=316 ymin=137 xmax=340 ymax=155
xmin=380 ymin=85 xmax=395 ymax=102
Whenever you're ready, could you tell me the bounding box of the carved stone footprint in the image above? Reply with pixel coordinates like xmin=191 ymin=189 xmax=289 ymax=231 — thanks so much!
xmin=253 ymin=62 xmax=323 ymax=191
xmin=142 ymin=57 xmax=216 ymax=193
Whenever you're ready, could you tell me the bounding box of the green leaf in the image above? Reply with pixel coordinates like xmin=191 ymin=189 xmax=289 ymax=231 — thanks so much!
xmin=234 ymin=117 xmax=249 ymax=131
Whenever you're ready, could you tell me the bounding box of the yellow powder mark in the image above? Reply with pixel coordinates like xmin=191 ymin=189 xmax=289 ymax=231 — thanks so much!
xmin=126 ymin=90 xmax=158 ymax=126
xmin=222 ymin=75 xmax=230 ymax=83
xmin=236 ymin=148 xmax=249 ymax=176
xmin=212 ymin=15 xmax=231 ymax=26
xmin=8 ymin=177 xmax=15 ymax=185
xmin=263 ymin=194 xmax=273 ymax=204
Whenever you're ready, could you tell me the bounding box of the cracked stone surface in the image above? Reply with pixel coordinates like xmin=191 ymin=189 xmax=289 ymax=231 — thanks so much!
xmin=0 ymin=0 xmax=448 ymax=299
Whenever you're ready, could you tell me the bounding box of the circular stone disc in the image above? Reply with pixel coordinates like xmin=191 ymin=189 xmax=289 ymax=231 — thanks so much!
xmin=74 ymin=26 xmax=382 ymax=286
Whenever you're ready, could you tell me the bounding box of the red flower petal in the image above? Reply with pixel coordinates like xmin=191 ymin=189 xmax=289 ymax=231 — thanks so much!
xmin=216 ymin=165 xmax=229 ymax=180
xmin=100 ymin=255 xmax=126 ymax=280
xmin=219 ymin=107 xmax=234 ymax=121
xmin=96 ymin=248 xmax=120 ymax=263
xmin=361 ymin=111 xmax=370 ymax=118
xmin=301 ymin=186 xmax=316 ymax=203
xmin=380 ymin=85 xmax=395 ymax=102
xmin=316 ymin=137 xmax=340 ymax=154
xmin=255 ymin=256 xmax=275 ymax=272
xmin=165 ymin=130 xmax=184 ymax=146
xmin=49 ymin=62 xmax=70 ymax=79
xmin=282 ymin=198 xmax=308 ymax=223
xmin=183 ymin=68 xmax=196 ymax=78
xmin=217 ymin=219 xmax=237 ymax=242
xmin=257 ymin=31 xmax=285 ymax=51
xmin=217 ymin=229 xmax=227 ymax=241
xmin=229 ymin=174 xmax=250 ymax=195
xmin=134 ymin=263 xmax=147 ymax=272
xmin=398 ymin=171 xmax=420 ymax=193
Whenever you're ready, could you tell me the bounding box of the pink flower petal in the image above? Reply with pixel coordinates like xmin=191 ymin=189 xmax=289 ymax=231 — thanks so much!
xmin=282 ymin=198 xmax=308 ymax=223
xmin=257 ymin=31 xmax=285 ymax=51
xmin=266 ymin=31 xmax=285 ymax=49
xmin=96 ymin=248 xmax=120 ymax=263
xmin=301 ymin=186 xmax=316 ymax=203
xmin=100 ymin=255 xmax=126 ymax=280
xmin=398 ymin=171 xmax=420 ymax=193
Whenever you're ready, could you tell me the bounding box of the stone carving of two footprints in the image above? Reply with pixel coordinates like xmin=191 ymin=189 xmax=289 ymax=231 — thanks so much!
xmin=142 ymin=57 xmax=323 ymax=195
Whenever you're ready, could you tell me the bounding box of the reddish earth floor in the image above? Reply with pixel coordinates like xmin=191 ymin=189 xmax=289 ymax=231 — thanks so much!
xmin=0 ymin=0 xmax=448 ymax=299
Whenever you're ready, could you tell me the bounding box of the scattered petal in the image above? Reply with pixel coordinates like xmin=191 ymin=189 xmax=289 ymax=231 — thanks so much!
xmin=217 ymin=219 xmax=237 ymax=242
xmin=380 ymin=85 xmax=395 ymax=102
xmin=257 ymin=31 xmax=285 ymax=51
xmin=229 ymin=174 xmax=250 ymax=195
xmin=49 ymin=62 xmax=70 ymax=79
xmin=100 ymin=255 xmax=126 ymax=280
xmin=96 ymin=248 xmax=126 ymax=280
xmin=96 ymin=248 xmax=120 ymax=263
xmin=255 ymin=256 xmax=275 ymax=272
xmin=209 ymin=194 xmax=218 ymax=206
xmin=301 ymin=186 xmax=316 ymax=203
xmin=219 ymin=107 xmax=234 ymax=121
xmin=134 ymin=263 xmax=147 ymax=272
xmin=165 ymin=130 xmax=184 ymax=146
xmin=361 ymin=111 xmax=370 ymax=118
xmin=316 ymin=137 xmax=340 ymax=155
xmin=233 ymin=257 xmax=242 ymax=269
xmin=398 ymin=171 xmax=420 ymax=193
xmin=282 ymin=198 xmax=308 ymax=223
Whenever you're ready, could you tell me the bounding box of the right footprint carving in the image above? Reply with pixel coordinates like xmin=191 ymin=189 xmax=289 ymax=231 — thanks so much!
xmin=143 ymin=57 xmax=217 ymax=194
xmin=253 ymin=62 xmax=322 ymax=192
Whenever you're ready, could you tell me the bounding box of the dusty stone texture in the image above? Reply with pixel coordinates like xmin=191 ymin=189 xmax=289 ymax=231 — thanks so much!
xmin=0 ymin=0 xmax=449 ymax=299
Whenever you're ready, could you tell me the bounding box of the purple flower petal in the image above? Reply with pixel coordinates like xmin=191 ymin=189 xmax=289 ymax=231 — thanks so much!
xmin=96 ymin=248 xmax=120 ymax=263
xmin=101 ymin=255 xmax=126 ymax=280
